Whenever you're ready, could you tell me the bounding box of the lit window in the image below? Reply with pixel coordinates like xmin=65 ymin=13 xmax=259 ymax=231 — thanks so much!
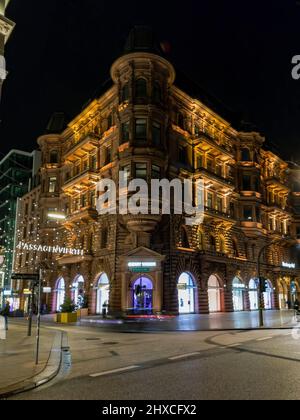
xmin=49 ymin=177 xmax=57 ymax=193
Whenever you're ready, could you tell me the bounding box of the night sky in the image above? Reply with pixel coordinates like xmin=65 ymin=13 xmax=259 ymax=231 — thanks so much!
xmin=0 ymin=0 xmax=300 ymax=160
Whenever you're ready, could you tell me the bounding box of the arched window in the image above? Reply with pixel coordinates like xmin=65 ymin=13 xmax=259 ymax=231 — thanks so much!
xmin=135 ymin=78 xmax=147 ymax=98
xmin=153 ymin=82 xmax=162 ymax=103
xmin=50 ymin=151 xmax=59 ymax=164
xmin=181 ymin=227 xmax=190 ymax=249
xmin=56 ymin=277 xmax=65 ymax=312
xmin=241 ymin=148 xmax=251 ymax=162
xmin=121 ymin=83 xmax=130 ymax=102
xmin=208 ymin=275 xmax=222 ymax=312
xmin=96 ymin=273 xmax=110 ymax=314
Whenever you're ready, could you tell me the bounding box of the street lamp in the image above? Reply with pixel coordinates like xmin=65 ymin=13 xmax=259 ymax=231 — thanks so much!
xmin=257 ymin=236 xmax=299 ymax=327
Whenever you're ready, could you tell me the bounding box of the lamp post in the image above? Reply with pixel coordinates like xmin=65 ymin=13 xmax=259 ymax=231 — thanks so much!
xmin=257 ymin=236 xmax=298 ymax=327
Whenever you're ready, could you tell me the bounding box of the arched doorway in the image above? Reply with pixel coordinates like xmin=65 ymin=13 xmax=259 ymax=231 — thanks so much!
xmin=249 ymin=279 xmax=259 ymax=311
xmin=56 ymin=277 xmax=65 ymax=312
xmin=263 ymin=280 xmax=274 ymax=310
xmin=208 ymin=275 xmax=222 ymax=313
xmin=178 ymin=272 xmax=196 ymax=314
xmin=96 ymin=273 xmax=110 ymax=314
xmin=72 ymin=275 xmax=85 ymax=308
xmin=132 ymin=277 xmax=153 ymax=314
xmin=232 ymin=277 xmax=246 ymax=311
xmin=278 ymin=281 xmax=288 ymax=310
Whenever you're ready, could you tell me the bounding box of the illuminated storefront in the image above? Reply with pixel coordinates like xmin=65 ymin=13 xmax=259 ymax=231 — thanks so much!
xmin=232 ymin=277 xmax=246 ymax=312
xmin=208 ymin=275 xmax=222 ymax=313
xmin=178 ymin=273 xmax=196 ymax=314
xmin=249 ymin=279 xmax=259 ymax=311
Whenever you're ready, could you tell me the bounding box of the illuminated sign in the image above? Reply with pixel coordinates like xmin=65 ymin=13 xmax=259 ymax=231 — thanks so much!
xmin=3 ymin=290 xmax=11 ymax=296
xmin=128 ymin=262 xmax=156 ymax=268
xmin=282 ymin=262 xmax=296 ymax=269
xmin=16 ymin=242 xmax=84 ymax=257
xmin=43 ymin=287 xmax=52 ymax=294
xmin=23 ymin=289 xmax=32 ymax=295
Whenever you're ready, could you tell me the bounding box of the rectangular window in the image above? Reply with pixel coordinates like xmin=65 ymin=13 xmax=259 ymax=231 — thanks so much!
xmin=90 ymin=191 xmax=96 ymax=208
xmin=207 ymin=193 xmax=213 ymax=209
xmin=122 ymin=121 xmax=130 ymax=143
xmin=135 ymin=163 xmax=147 ymax=180
xmin=81 ymin=194 xmax=87 ymax=208
xmin=152 ymin=122 xmax=161 ymax=146
xmin=207 ymin=158 xmax=214 ymax=172
xmin=151 ymin=165 xmax=161 ymax=179
xmin=91 ymin=155 xmax=97 ymax=170
xmin=243 ymin=175 xmax=252 ymax=191
xmin=196 ymin=154 xmax=203 ymax=169
xmin=83 ymin=160 xmax=88 ymax=172
xmin=104 ymin=147 xmax=112 ymax=166
xmin=216 ymin=197 xmax=223 ymax=212
xmin=135 ymin=119 xmax=147 ymax=142
xmin=216 ymin=164 xmax=223 ymax=177
xmin=179 ymin=146 xmax=188 ymax=165
xmin=49 ymin=177 xmax=57 ymax=193
xmin=243 ymin=206 xmax=253 ymax=221
xmin=74 ymin=164 xmax=80 ymax=176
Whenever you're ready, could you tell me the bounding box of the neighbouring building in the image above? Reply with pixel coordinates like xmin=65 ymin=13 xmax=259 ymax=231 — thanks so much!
xmin=0 ymin=150 xmax=40 ymax=306
xmin=13 ymin=27 xmax=300 ymax=316
xmin=0 ymin=0 xmax=15 ymax=100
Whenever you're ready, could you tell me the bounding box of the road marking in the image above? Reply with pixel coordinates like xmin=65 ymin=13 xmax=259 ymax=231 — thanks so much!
xmin=169 ymin=352 xmax=201 ymax=361
xmin=227 ymin=343 xmax=241 ymax=348
xmin=90 ymin=365 xmax=139 ymax=378
xmin=256 ymin=337 xmax=273 ymax=342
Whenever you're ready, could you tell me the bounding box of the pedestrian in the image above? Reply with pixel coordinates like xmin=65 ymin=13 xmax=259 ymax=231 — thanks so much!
xmin=1 ymin=301 xmax=10 ymax=331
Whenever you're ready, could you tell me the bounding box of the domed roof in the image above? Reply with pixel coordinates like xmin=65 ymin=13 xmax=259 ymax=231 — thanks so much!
xmin=123 ymin=26 xmax=164 ymax=56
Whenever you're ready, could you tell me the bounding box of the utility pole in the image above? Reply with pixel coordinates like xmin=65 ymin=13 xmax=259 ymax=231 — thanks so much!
xmin=35 ymin=269 xmax=42 ymax=365
xmin=257 ymin=236 xmax=297 ymax=327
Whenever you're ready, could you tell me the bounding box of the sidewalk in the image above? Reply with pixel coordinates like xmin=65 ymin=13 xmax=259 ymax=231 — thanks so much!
xmin=41 ymin=310 xmax=299 ymax=332
xmin=0 ymin=322 xmax=59 ymax=395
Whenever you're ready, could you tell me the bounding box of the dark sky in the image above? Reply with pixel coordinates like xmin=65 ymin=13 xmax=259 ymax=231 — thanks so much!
xmin=0 ymin=0 xmax=300 ymax=160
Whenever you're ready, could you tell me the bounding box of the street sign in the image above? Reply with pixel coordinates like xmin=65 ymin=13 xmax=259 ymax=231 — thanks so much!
xmin=11 ymin=273 xmax=39 ymax=281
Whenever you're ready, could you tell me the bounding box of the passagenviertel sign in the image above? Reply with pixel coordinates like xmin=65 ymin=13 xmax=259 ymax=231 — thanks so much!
xmin=16 ymin=242 xmax=84 ymax=257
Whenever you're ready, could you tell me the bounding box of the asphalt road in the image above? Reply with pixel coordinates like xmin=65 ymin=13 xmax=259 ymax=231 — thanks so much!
xmin=10 ymin=324 xmax=300 ymax=400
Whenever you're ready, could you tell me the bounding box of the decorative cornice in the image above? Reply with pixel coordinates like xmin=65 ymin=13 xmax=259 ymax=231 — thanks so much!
xmin=0 ymin=14 xmax=15 ymax=42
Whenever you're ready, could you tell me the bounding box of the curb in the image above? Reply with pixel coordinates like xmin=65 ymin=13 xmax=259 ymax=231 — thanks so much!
xmin=0 ymin=330 xmax=68 ymax=399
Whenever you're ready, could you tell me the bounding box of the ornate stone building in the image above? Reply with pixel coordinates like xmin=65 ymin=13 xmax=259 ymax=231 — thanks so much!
xmin=12 ymin=27 xmax=300 ymax=316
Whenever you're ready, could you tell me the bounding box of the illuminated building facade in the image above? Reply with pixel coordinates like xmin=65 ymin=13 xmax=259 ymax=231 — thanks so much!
xmin=13 ymin=27 xmax=300 ymax=316
xmin=0 ymin=150 xmax=40 ymax=305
